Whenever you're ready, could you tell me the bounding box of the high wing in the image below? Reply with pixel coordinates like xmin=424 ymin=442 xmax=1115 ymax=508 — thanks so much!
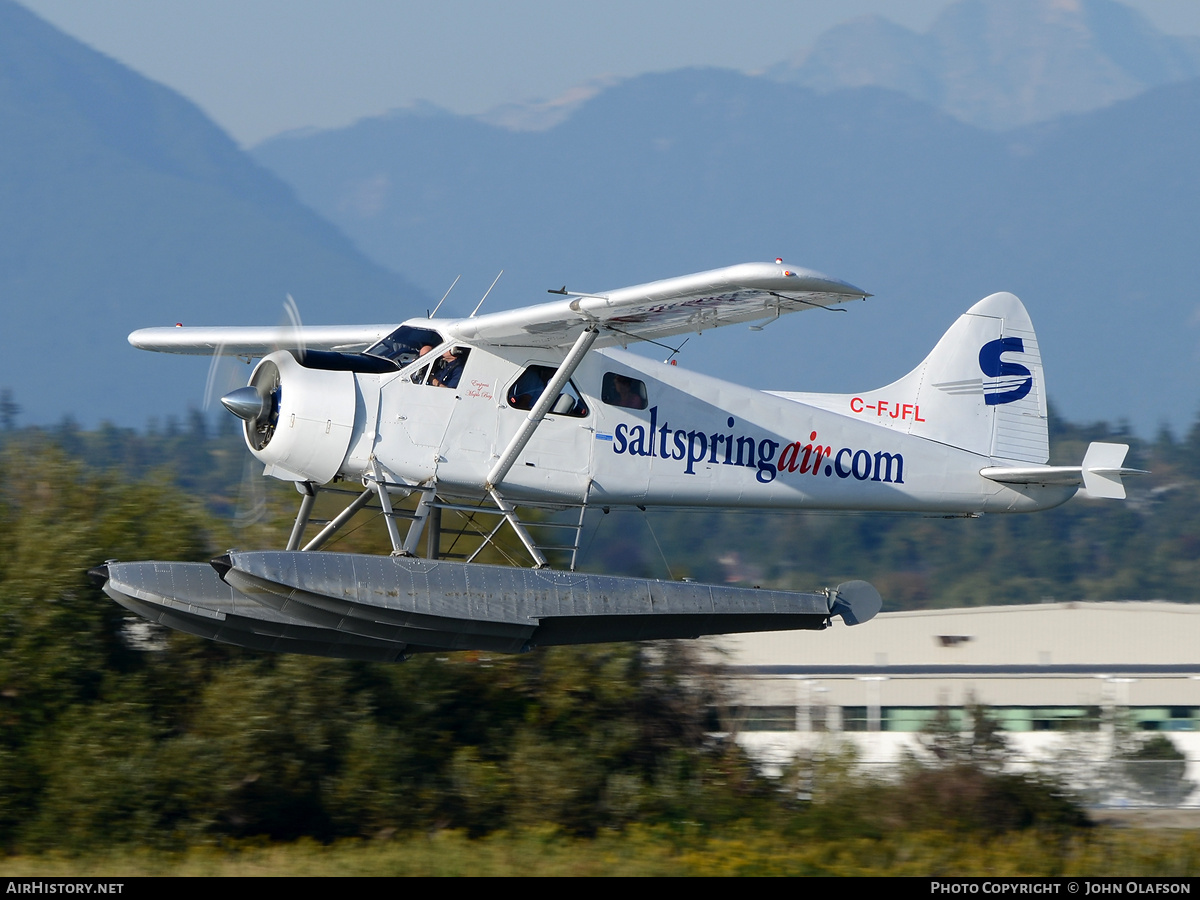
xmin=449 ymin=261 xmax=869 ymax=349
xmin=127 ymin=324 xmax=399 ymax=356
xmin=126 ymin=262 xmax=867 ymax=357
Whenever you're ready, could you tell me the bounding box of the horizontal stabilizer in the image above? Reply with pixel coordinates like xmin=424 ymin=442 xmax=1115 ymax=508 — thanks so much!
xmin=980 ymin=442 xmax=1147 ymax=500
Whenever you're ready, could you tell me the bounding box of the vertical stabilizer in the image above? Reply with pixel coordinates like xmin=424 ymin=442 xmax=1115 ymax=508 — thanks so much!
xmin=773 ymin=292 xmax=1049 ymax=463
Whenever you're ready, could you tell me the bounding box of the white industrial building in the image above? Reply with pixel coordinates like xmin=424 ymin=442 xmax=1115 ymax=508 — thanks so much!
xmin=713 ymin=601 xmax=1200 ymax=804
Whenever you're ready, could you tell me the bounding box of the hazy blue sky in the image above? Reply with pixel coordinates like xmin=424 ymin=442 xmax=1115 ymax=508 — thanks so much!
xmin=19 ymin=1 xmax=1200 ymax=146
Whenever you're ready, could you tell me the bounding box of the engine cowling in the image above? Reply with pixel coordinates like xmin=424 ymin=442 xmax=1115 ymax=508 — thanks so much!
xmin=224 ymin=350 xmax=358 ymax=484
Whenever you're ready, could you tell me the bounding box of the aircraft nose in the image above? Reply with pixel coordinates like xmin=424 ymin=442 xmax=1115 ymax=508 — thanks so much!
xmin=220 ymin=386 xmax=265 ymax=421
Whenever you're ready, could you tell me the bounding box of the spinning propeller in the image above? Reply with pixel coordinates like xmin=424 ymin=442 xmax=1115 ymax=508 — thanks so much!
xmin=204 ymin=295 xmax=306 ymax=526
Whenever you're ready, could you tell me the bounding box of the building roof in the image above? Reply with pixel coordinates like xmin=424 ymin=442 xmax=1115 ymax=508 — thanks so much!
xmin=716 ymin=602 xmax=1200 ymax=674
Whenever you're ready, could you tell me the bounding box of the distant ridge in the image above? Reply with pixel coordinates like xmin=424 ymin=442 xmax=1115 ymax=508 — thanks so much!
xmin=475 ymin=77 xmax=624 ymax=133
xmin=0 ymin=0 xmax=426 ymax=427
xmin=768 ymin=0 xmax=1200 ymax=130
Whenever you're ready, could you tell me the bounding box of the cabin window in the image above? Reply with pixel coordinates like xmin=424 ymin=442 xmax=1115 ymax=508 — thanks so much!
xmin=413 ymin=346 xmax=470 ymax=388
xmin=601 ymin=372 xmax=648 ymax=410
xmin=364 ymin=326 xmax=446 ymax=365
xmin=507 ymin=365 xmax=588 ymax=417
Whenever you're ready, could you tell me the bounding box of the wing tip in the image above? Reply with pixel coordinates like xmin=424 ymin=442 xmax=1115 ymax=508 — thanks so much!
xmin=772 ymin=261 xmax=869 ymax=299
xmin=128 ymin=328 xmax=156 ymax=350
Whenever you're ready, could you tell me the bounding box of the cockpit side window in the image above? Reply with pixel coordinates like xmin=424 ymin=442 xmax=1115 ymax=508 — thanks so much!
xmin=507 ymin=365 xmax=588 ymax=417
xmin=417 ymin=346 xmax=470 ymax=388
xmin=601 ymin=372 xmax=648 ymax=410
xmin=364 ymin=326 xmax=446 ymax=365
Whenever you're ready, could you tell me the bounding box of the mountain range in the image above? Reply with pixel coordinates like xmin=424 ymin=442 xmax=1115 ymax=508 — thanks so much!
xmin=769 ymin=0 xmax=1200 ymax=130
xmin=253 ymin=65 xmax=1200 ymax=435
xmin=1 ymin=0 xmax=1198 ymax=437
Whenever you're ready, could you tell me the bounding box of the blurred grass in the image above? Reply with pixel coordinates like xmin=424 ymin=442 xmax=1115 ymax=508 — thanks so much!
xmin=2 ymin=826 xmax=1198 ymax=877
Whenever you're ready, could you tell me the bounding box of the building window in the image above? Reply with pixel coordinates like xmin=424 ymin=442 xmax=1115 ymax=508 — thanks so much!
xmin=935 ymin=635 xmax=973 ymax=648
xmin=1130 ymin=707 xmax=1198 ymax=732
xmin=722 ymin=706 xmax=797 ymax=732
xmin=842 ymin=706 xmax=869 ymax=732
xmin=808 ymin=704 xmax=829 ymax=733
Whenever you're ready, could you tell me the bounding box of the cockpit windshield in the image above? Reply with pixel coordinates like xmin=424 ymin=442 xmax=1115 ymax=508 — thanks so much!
xmin=364 ymin=326 xmax=446 ymax=365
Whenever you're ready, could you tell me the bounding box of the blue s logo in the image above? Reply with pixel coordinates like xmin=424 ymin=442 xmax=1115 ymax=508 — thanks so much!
xmin=978 ymin=337 xmax=1032 ymax=405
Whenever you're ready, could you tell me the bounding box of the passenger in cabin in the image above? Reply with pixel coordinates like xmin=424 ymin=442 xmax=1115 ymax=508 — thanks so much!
xmin=613 ymin=375 xmax=646 ymax=409
xmin=602 ymin=373 xmax=648 ymax=410
xmin=509 ymin=368 xmax=547 ymax=409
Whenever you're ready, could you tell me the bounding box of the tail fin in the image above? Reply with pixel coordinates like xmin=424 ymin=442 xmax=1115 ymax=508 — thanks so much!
xmin=774 ymin=292 xmax=1048 ymax=463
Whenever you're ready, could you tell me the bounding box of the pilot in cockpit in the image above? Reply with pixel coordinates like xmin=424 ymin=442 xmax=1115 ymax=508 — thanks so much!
xmin=431 ymin=347 xmax=465 ymax=389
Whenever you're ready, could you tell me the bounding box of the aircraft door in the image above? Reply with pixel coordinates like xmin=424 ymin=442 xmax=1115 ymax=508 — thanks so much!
xmin=401 ymin=388 xmax=456 ymax=450
xmin=495 ymin=363 xmax=594 ymax=500
xmin=374 ymin=377 xmax=457 ymax=482
xmin=526 ymin=410 xmax=593 ymax=475
xmin=374 ymin=346 xmax=482 ymax=483
xmin=436 ymin=354 xmax=506 ymax=489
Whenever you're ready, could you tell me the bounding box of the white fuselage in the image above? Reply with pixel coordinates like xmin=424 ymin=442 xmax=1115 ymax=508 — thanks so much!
xmin=260 ymin=342 xmax=1074 ymax=516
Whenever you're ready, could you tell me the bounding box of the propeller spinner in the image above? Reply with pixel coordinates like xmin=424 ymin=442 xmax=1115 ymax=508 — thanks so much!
xmin=220 ymin=386 xmax=266 ymax=421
